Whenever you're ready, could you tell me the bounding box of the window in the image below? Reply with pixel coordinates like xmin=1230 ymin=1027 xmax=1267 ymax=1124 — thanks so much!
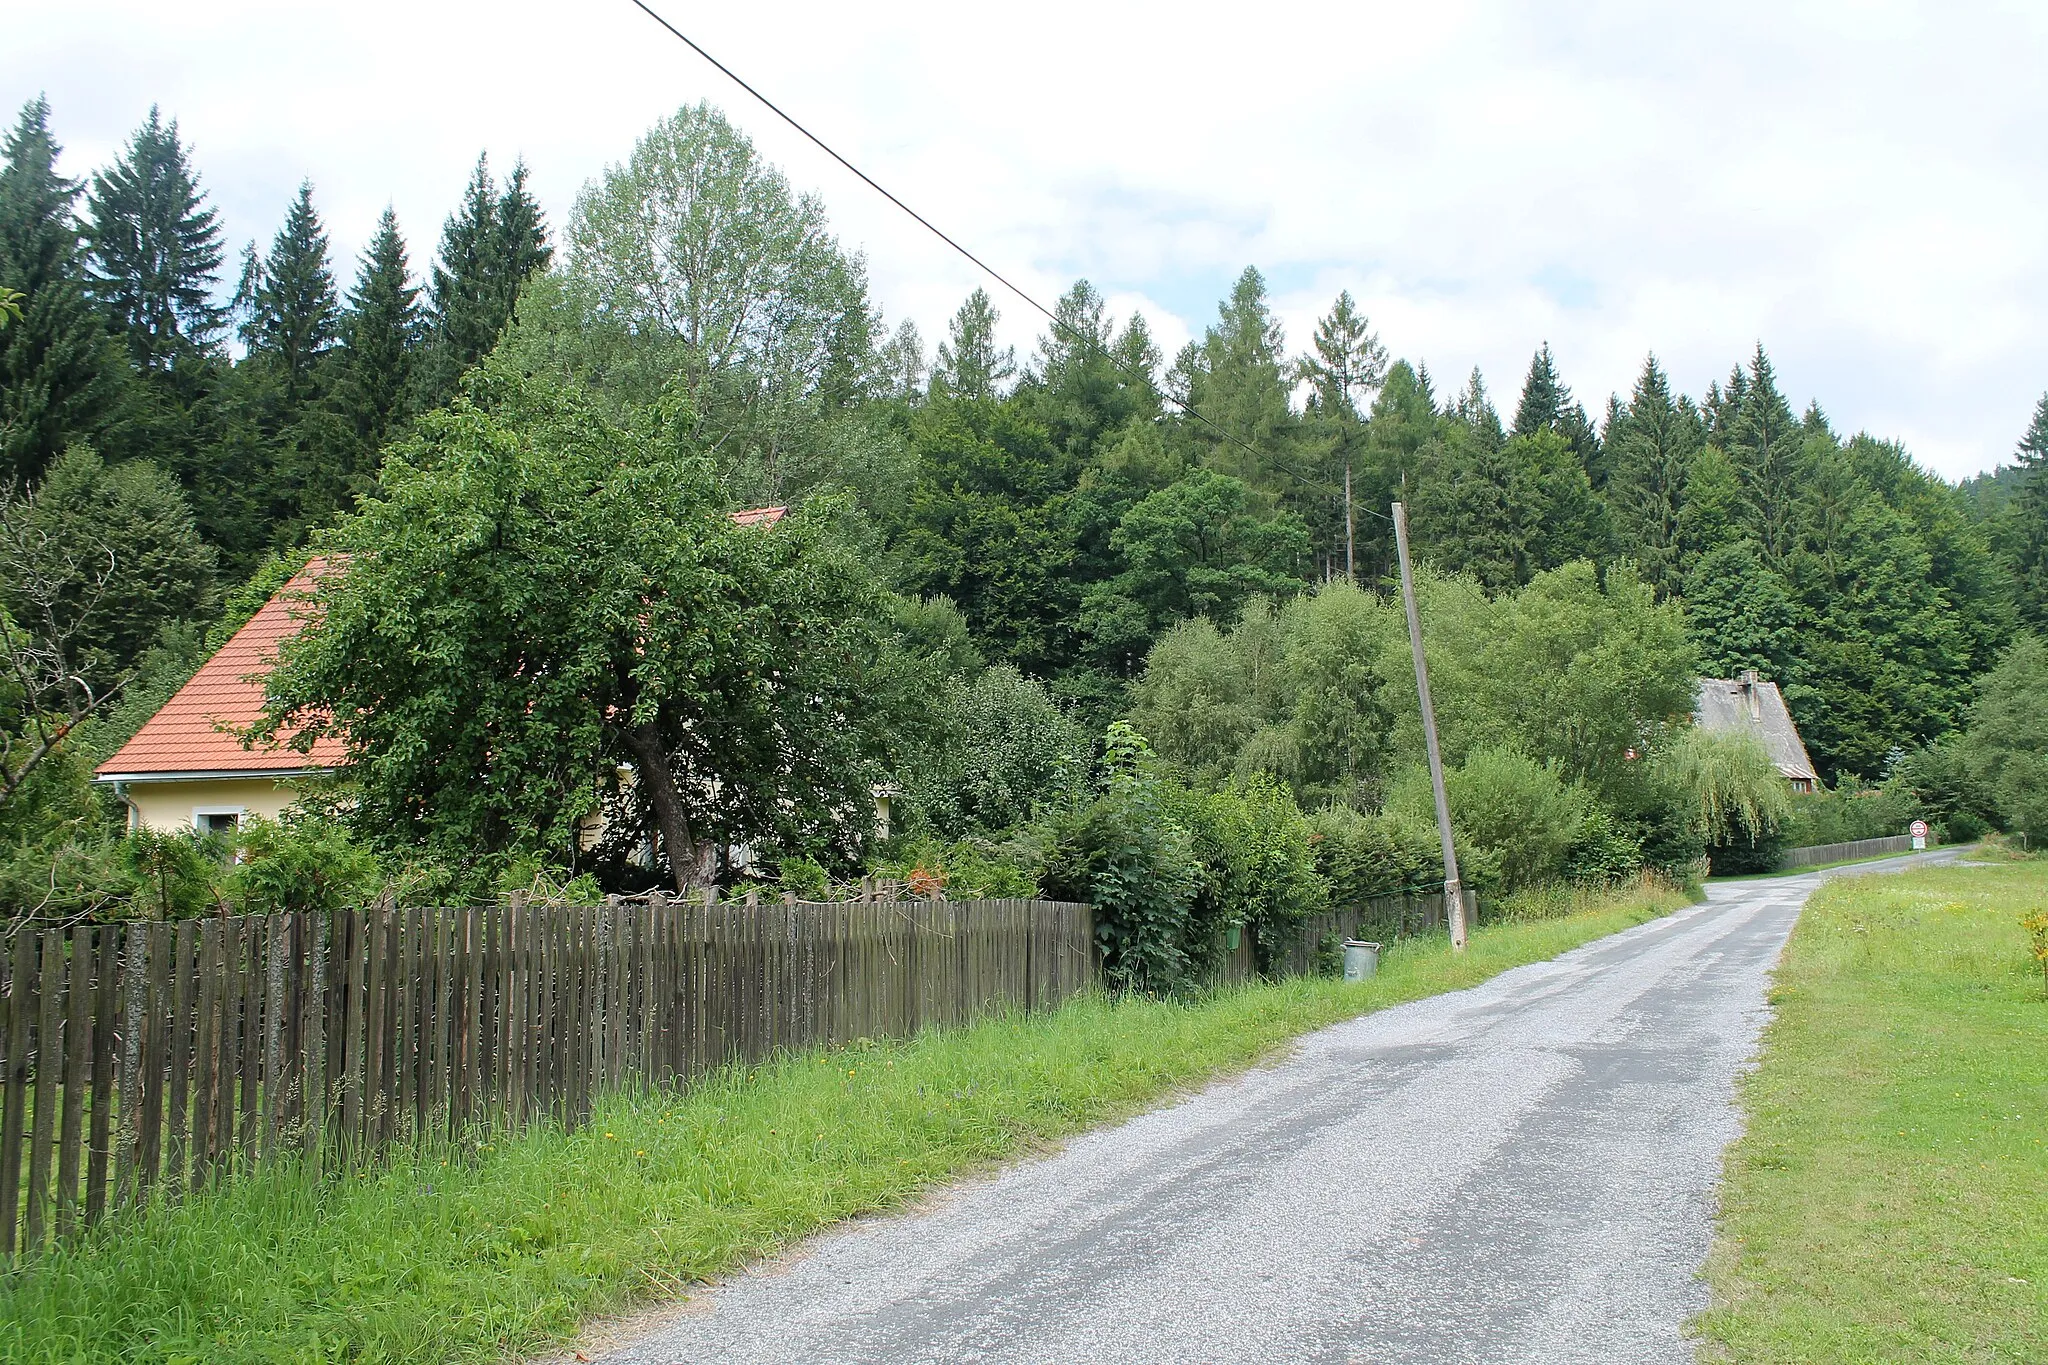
xmin=194 ymin=809 xmax=242 ymax=836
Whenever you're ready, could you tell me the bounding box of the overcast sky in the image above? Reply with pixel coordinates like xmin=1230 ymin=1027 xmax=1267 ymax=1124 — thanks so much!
xmin=10 ymin=1 xmax=2045 ymax=480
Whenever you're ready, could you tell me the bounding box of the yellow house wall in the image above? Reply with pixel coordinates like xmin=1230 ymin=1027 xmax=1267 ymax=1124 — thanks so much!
xmin=119 ymin=777 xmax=309 ymax=833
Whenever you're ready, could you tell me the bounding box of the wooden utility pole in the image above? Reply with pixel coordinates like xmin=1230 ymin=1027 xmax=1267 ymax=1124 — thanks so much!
xmin=1392 ymin=501 xmax=1465 ymax=951
xmin=1344 ymin=462 xmax=1356 ymax=581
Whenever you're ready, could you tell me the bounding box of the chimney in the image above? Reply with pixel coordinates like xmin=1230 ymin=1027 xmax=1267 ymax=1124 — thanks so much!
xmin=1739 ymin=668 xmax=1760 ymax=720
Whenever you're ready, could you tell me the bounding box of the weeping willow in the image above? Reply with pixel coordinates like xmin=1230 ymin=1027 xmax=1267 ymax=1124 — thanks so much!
xmin=1661 ymin=728 xmax=1793 ymax=848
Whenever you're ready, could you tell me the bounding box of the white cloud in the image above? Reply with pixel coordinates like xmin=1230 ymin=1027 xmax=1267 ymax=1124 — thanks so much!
xmin=8 ymin=0 xmax=2044 ymax=478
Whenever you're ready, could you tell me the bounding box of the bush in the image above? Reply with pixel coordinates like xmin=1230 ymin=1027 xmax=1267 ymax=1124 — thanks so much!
xmin=868 ymin=833 xmax=1039 ymax=899
xmin=1887 ymin=738 xmax=1996 ymax=843
xmin=1305 ymin=804 xmax=1443 ymax=902
xmin=227 ymin=813 xmax=385 ymax=917
xmin=1040 ymin=723 xmax=1202 ymax=993
xmin=897 ymin=665 xmax=1091 ymax=838
xmin=1171 ymin=775 xmax=1330 ymax=974
xmin=1783 ymin=781 xmax=1914 ymax=849
xmin=1389 ymin=748 xmax=1595 ymax=893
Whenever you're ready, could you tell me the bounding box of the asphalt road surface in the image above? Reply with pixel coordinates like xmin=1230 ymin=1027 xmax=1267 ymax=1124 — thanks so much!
xmin=583 ymin=853 xmax=1953 ymax=1365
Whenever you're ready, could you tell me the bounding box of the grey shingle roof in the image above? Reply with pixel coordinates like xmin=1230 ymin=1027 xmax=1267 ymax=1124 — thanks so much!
xmin=1694 ymin=674 xmax=1818 ymax=782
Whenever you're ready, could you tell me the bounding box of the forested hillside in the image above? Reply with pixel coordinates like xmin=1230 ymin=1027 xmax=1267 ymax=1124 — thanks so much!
xmin=5 ymin=95 xmax=2046 ymax=934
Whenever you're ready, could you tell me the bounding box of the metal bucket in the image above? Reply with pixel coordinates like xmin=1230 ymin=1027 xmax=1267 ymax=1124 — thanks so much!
xmin=1342 ymin=940 xmax=1382 ymax=982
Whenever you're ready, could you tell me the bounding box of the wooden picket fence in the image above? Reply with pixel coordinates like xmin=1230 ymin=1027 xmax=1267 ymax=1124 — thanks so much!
xmin=0 ymin=896 xmax=1093 ymax=1263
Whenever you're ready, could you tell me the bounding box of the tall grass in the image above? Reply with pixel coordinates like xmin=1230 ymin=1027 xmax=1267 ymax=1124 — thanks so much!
xmin=1697 ymin=861 xmax=2048 ymax=1362
xmin=0 ymin=884 xmax=1690 ymax=1365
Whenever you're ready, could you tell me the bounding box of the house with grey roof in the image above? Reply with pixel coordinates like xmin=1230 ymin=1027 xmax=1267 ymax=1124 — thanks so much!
xmin=1694 ymin=670 xmax=1819 ymax=792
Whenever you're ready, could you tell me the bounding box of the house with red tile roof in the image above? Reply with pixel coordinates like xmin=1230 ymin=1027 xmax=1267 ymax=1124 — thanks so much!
xmin=95 ymin=509 xmax=797 ymax=836
xmin=94 ymin=558 xmax=344 ymax=834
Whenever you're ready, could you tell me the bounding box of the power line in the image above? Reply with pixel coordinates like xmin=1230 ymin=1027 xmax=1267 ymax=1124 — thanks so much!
xmin=621 ymin=0 xmax=1394 ymax=523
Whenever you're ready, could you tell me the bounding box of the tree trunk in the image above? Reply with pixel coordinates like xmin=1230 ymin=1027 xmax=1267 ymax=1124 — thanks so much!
xmin=621 ymin=721 xmax=699 ymax=894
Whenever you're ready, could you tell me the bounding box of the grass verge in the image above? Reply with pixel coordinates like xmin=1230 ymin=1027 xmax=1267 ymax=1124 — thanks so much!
xmin=0 ymin=881 xmax=1690 ymax=1365
xmin=1695 ymin=860 xmax=2048 ymax=1362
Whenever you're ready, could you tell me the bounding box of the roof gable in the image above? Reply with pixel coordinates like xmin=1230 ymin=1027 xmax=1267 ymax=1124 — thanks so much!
xmin=1694 ymin=674 xmax=1818 ymax=782
xmin=95 ymin=559 xmax=346 ymax=780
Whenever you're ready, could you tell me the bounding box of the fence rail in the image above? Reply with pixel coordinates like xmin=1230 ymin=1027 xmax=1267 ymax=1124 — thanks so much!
xmin=0 ymin=896 xmax=1093 ymax=1263
xmin=1778 ymin=835 xmax=1917 ymax=869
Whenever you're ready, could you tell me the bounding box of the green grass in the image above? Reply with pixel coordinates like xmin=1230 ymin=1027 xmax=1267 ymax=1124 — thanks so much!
xmin=0 ymin=882 xmax=1691 ymax=1365
xmin=1696 ymin=860 xmax=2048 ymax=1363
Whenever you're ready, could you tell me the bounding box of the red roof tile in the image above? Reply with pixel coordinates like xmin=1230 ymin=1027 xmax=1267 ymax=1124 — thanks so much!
xmin=95 ymin=559 xmax=347 ymax=779
xmin=730 ymin=504 xmax=787 ymax=527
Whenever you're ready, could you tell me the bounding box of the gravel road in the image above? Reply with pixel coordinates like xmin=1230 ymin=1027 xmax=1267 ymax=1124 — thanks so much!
xmin=580 ymin=854 xmax=1951 ymax=1365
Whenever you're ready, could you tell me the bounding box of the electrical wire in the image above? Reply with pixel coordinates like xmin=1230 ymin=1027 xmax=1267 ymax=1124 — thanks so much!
xmin=622 ymin=0 xmax=1395 ymax=523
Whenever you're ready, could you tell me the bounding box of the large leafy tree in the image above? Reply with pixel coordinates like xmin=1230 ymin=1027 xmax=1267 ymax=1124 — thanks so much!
xmin=84 ymin=106 xmax=225 ymax=372
xmin=1080 ymin=467 xmax=1309 ymax=669
xmin=556 ymin=103 xmax=871 ymax=494
xmin=0 ymin=97 xmax=122 ymax=485
xmin=893 ymin=396 xmax=1080 ymax=673
xmin=260 ymin=360 xmax=911 ymax=892
xmin=1961 ymin=633 xmax=2048 ymax=845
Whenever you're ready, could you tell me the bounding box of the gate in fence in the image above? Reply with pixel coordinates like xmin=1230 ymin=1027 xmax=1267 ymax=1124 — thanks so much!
xmin=0 ymin=896 xmax=1093 ymax=1263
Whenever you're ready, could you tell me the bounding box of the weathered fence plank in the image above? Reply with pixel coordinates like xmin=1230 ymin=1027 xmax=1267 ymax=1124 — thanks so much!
xmin=0 ymin=896 xmax=1094 ymax=1260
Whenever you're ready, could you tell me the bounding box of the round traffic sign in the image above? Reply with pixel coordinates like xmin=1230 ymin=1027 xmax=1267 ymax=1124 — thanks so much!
xmin=1909 ymin=819 xmax=1930 ymax=838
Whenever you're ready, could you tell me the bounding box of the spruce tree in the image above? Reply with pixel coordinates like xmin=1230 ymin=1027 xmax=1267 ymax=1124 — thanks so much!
xmin=1511 ymin=341 xmax=1601 ymax=481
xmin=1185 ymin=266 xmax=1296 ymax=495
xmin=1296 ymin=291 xmax=1386 ymax=420
xmin=2011 ymin=392 xmax=2048 ymax=628
xmin=415 ymin=154 xmax=552 ymax=410
xmin=0 ymin=96 xmax=122 ymax=484
xmin=84 ymin=106 xmax=225 ymax=371
xmin=930 ymin=287 xmax=1015 ymax=400
xmin=336 ymin=207 xmax=421 ymax=459
xmin=248 ymin=181 xmax=340 ymax=406
xmin=1512 ymin=342 xmax=1567 ymax=438
xmin=493 ymin=159 xmax=551 ymax=311
xmin=1604 ymin=354 xmax=1703 ymax=597
xmin=1724 ymin=345 xmax=1806 ymax=563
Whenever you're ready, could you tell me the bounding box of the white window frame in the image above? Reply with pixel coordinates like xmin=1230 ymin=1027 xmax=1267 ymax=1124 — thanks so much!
xmin=192 ymin=806 xmax=246 ymax=835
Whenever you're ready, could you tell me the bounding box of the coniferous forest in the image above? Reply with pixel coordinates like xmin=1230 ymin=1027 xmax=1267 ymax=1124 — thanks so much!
xmin=5 ymin=95 xmax=2047 ymax=958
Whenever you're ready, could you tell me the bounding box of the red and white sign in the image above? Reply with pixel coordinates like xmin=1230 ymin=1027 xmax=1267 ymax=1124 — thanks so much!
xmin=1910 ymin=820 xmax=1930 ymax=838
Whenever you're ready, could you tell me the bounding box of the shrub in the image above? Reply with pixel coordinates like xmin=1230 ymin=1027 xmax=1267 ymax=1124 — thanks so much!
xmin=1040 ymin=723 xmax=1202 ymax=993
xmin=1305 ymin=804 xmax=1442 ymax=902
xmin=2022 ymin=910 xmax=2048 ymax=996
xmin=1389 ymin=748 xmax=1594 ymax=893
xmin=897 ymin=665 xmax=1091 ymax=838
xmin=1172 ymin=775 xmax=1330 ymax=974
xmin=868 ymin=834 xmax=1038 ymax=899
xmin=226 ymin=813 xmax=384 ymax=917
